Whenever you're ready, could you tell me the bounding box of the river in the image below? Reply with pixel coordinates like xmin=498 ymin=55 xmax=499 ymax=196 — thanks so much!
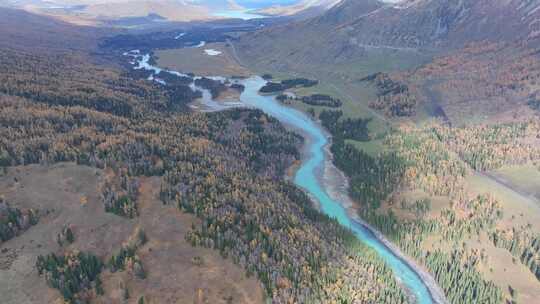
xmin=128 ymin=52 xmax=447 ymax=304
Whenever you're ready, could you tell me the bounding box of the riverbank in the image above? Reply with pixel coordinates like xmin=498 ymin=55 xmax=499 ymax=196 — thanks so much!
xmin=236 ymin=76 xmax=443 ymax=304
xmin=319 ymin=137 xmax=448 ymax=304
xmin=283 ymin=114 xmax=448 ymax=304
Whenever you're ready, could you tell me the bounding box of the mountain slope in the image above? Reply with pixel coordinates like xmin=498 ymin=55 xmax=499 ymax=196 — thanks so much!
xmin=236 ymin=0 xmax=387 ymax=71
xmin=237 ymin=0 xmax=540 ymax=73
xmin=347 ymin=0 xmax=540 ymax=47
xmin=0 ymin=7 xmax=107 ymax=51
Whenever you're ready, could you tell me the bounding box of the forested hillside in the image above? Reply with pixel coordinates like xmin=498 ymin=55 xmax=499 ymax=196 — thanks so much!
xmin=0 ymin=8 xmax=411 ymax=304
xmin=321 ymin=114 xmax=540 ymax=303
xmin=361 ymin=42 xmax=540 ymax=126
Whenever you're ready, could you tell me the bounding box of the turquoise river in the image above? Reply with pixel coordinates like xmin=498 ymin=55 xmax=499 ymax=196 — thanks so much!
xmin=130 ymin=51 xmax=446 ymax=303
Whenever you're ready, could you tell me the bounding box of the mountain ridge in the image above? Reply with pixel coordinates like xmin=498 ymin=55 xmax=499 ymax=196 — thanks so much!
xmin=238 ymin=0 xmax=540 ymax=67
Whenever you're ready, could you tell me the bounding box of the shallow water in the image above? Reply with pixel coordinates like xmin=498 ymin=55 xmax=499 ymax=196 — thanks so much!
xmin=234 ymin=0 xmax=298 ymax=9
xmin=128 ymin=51 xmax=439 ymax=303
xmin=212 ymin=10 xmax=265 ymax=20
xmin=204 ymin=49 xmax=222 ymax=56
xmin=238 ymin=76 xmax=436 ymax=304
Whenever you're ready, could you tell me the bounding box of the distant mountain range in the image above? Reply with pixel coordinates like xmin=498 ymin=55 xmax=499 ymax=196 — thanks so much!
xmin=253 ymin=0 xmax=341 ymax=17
xmin=237 ymin=0 xmax=540 ymax=75
xmin=342 ymin=0 xmax=540 ymax=48
xmin=239 ymin=0 xmax=540 ymax=56
xmin=1 ymin=0 xmax=340 ymax=23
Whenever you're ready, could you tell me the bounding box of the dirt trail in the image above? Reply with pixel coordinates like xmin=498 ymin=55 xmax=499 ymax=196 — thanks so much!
xmin=478 ymin=171 xmax=540 ymax=210
xmin=227 ymin=39 xmax=245 ymax=69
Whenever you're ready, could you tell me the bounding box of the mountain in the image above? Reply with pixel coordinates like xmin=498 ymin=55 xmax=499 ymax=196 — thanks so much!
xmin=237 ymin=0 xmax=540 ymax=70
xmin=3 ymin=0 xmax=212 ymax=24
xmin=337 ymin=0 xmax=540 ymax=48
xmin=0 ymin=7 xmax=107 ymax=51
xmin=254 ymin=0 xmax=342 ymax=17
xmin=235 ymin=0 xmax=402 ymax=79
xmin=2 ymin=0 xmax=340 ymax=24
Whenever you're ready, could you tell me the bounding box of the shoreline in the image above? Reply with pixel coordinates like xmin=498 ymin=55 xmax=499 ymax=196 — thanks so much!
xmin=320 ymin=138 xmax=448 ymax=304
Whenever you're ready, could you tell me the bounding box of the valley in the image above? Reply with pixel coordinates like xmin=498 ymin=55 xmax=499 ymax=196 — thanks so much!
xmin=1 ymin=1 xmax=540 ymax=304
xmin=230 ymin=2 xmax=540 ymax=301
xmin=137 ymin=26 xmax=540 ymax=302
xmin=0 ymin=7 xmax=412 ymax=304
xmin=130 ymin=48 xmax=445 ymax=303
